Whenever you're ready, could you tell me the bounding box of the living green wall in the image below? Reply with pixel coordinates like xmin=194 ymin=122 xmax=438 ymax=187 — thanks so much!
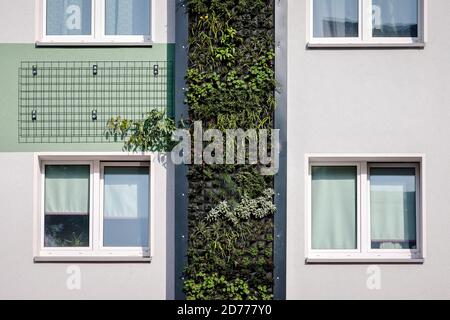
xmin=184 ymin=0 xmax=276 ymax=300
xmin=0 ymin=43 xmax=174 ymax=152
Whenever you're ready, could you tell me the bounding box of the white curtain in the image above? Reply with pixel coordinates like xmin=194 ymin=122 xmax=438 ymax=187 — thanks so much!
xmin=372 ymin=0 xmax=418 ymax=37
xmin=103 ymin=167 xmax=149 ymax=247
xmin=46 ymin=0 xmax=92 ymax=35
xmin=370 ymin=167 xmax=417 ymax=249
xmin=313 ymin=0 xmax=359 ymax=37
xmin=105 ymin=0 xmax=150 ymax=35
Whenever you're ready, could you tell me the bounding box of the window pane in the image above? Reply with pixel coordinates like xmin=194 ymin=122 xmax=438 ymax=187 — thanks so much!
xmin=44 ymin=165 xmax=90 ymax=247
xmin=45 ymin=215 xmax=89 ymax=247
xmin=311 ymin=166 xmax=357 ymax=249
xmin=103 ymin=166 xmax=149 ymax=247
xmin=370 ymin=167 xmax=417 ymax=249
xmin=313 ymin=0 xmax=359 ymax=38
xmin=46 ymin=0 xmax=92 ymax=36
xmin=105 ymin=0 xmax=150 ymax=35
xmin=372 ymin=0 xmax=418 ymax=37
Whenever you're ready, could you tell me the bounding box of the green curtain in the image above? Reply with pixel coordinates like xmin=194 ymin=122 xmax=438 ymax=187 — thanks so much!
xmin=44 ymin=165 xmax=90 ymax=214
xmin=312 ymin=166 xmax=357 ymax=250
xmin=370 ymin=167 xmax=416 ymax=249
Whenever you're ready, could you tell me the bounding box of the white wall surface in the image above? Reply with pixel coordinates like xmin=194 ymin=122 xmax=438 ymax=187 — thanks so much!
xmin=0 ymin=153 xmax=174 ymax=299
xmin=286 ymin=0 xmax=450 ymax=299
xmin=0 ymin=0 xmax=175 ymax=43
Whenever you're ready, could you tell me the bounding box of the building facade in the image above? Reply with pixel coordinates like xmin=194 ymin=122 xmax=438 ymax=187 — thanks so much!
xmin=286 ymin=0 xmax=450 ymax=299
xmin=1 ymin=0 xmax=449 ymax=300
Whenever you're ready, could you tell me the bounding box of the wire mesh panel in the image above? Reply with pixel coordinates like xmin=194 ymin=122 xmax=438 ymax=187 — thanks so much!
xmin=18 ymin=61 xmax=174 ymax=143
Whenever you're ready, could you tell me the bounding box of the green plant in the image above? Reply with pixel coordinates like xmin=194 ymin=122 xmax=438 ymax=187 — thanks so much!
xmin=106 ymin=109 xmax=176 ymax=152
xmin=184 ymin=272 xmax=272 ymax=300
xmin=64 ymin=232 xmax=86 ymax=247
xmin=206 ymin=189 xmax=276 ymax=225
xmin=184 ymin=0 xmax=276 ymax=301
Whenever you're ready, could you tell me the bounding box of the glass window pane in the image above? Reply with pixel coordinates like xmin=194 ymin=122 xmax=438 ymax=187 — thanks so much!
xmin=44 ymin=165 xmax=90 ymax=247
xmin=103 ymin=166 xmax=150 ymax=247
xmin=311 ymin=166 xmax=357 ymax=250
xmin=372 ymin=0 xmax=418 ymax=37
xmin=313 ymin=0 xmax=359 ymax=38
xmin=105 ymin=0 xmax=150 ymax=35
xmin=45 ymin=215 xmax=89 ymax=247
xmin=370 ymin=167 xmax=417 ymax=249
xmin=46 ymin=0 xmax=92 ymax=36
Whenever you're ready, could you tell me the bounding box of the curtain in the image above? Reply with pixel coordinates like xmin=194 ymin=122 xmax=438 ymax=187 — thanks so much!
xmin=372 ymin=0 xmax=418 ymax=37
xmin=311 ymin=166 xmax=357 ymax=250
xmin=46 ymin=0 xmax=92 ymax=35
xmin=105 ymin=0 xmax=150 ymax=35
xmin=103 ymin=166 xmax=149 ymax=247
xmin=313 ymin=0 xmax=359 ymax=37
xmin=45 ymin=165 xmax=90 ymax=214
xmin=370 ymin=167 xmax=417 ymax=249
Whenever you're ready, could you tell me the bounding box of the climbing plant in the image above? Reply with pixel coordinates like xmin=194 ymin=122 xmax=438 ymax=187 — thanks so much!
xmin=184 ymin=0 xmax=276 ymax=300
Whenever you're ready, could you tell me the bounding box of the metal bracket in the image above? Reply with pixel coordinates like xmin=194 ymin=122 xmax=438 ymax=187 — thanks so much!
xmin=32 ymin=65 xmax=37 ymax=77
xmin=93 ymin=64 xmax=98 ymax=76
xmin=153 ymin=64 xmax=159 ymax=76
xmin=31 ymin=109 xmax=37 ymax=121
xmin=91 ymin=110 xmax=97 ymax=121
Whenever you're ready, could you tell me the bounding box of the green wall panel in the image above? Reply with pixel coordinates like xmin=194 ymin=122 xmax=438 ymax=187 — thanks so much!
xmin=0 ymin=44 xmax=174 ymax=152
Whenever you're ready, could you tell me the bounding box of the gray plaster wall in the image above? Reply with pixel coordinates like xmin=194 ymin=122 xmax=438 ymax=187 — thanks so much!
xmin=0 ymin=153 xmax=174 ymax=299
xmin=286 ymin=0 xmax=450 ymax=299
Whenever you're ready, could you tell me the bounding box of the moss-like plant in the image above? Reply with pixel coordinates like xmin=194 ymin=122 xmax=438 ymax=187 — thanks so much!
xmin=184 ymin=0 xmax=276 ymax=300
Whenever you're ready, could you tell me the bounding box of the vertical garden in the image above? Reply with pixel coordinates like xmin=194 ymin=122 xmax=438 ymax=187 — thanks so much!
xmin=183 ymin=0 xmax=276 ymax=300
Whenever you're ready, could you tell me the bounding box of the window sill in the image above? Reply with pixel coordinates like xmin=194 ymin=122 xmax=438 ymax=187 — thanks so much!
xmin=35 ymin=41 xmax=153 ymax=48
xmin=305 ymin=258 xmax=424 ymax=265
xmin=34 ymin=256 xmax=152 ymax=263
xmin=307 ymin=42 xmax=425 ymax=49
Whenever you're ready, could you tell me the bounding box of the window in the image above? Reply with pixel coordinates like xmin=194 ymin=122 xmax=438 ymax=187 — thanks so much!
xmin=38 ymin=160 xmax=151 ymax=259
xmin=38 ymin=0 xmax=152 ymax=44
xmin=44 ymin=164 xmax=91 ymax=247
xmin=307 ymin=157 xmax=424 ymax=262
xmin=309 ymin=0 xmax=425 ymax=46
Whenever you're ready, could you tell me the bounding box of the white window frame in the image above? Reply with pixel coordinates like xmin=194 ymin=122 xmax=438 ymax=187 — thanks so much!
xmin=36 ymin=0 xmax=154 ymax=45
xmin=34 ymin=153 xmax=156 ymax=262
xmin=307 ymin=0 xmax=427 ymax=47
xmin=366 ymin=163 xmax=421 ymax=255
xmin=99 ymin=162 xmax=151 ymax=254
xmin=39 ymin=160 xmax=95 ymax=253
xmin=305 ymin=154 xmax=425 ymax=263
